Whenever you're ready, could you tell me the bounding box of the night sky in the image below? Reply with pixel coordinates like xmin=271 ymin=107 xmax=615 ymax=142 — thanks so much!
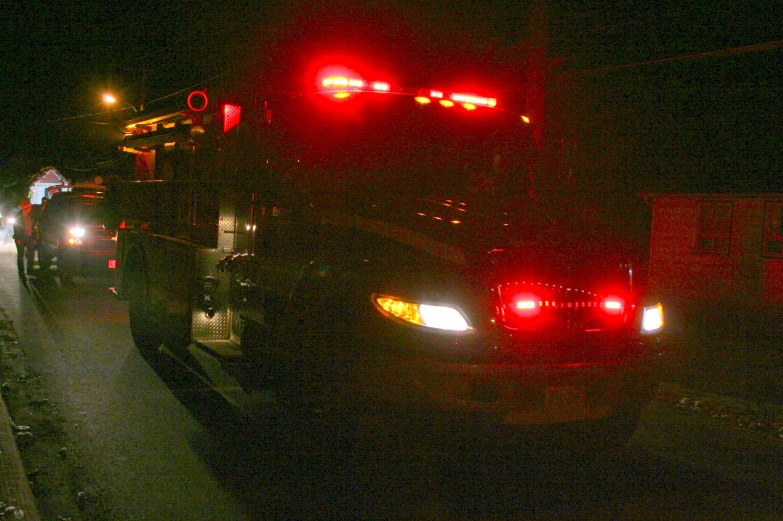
xmin=1 ymin=0 xmax=780 ymax=200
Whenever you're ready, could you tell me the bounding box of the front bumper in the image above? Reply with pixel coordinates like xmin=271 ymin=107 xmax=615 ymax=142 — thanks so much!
xmin=352 ymin=351 xmax=659 ymax=426
xmin=59 ymin=247 xmax=117 ymax=274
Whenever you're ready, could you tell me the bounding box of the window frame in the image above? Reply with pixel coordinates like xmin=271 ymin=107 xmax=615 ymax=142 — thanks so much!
xmin=693 ymin=201 xmax=733 ymax=255
xmin=763 ymin=201 xmax=783 ymax=258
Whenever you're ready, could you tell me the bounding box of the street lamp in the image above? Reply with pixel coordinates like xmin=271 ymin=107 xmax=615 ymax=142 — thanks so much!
xmin=102 ymin=93 xmax=138 ymax=114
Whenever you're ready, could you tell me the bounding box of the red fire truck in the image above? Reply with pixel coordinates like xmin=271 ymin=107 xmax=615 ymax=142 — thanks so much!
xmin=107 ymin=63 xmax=666 ymax=452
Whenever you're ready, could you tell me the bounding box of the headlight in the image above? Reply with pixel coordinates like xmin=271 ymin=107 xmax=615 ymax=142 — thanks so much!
xmin=67 ymin=227 xmax=86 ymax=246
xmin=6 ymin=217 xmax=15 ymax=225
xmin=373 ymin=295 xmax=472 ymax=332
xmin=69 ymin=227 xmax=85 ymax=238
xmin=641 ymin=303 xmax=664 ymax=333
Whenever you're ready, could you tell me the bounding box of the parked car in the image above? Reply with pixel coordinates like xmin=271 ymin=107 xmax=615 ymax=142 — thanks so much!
xmin=37 ymin=185 xmax=117 ymax=283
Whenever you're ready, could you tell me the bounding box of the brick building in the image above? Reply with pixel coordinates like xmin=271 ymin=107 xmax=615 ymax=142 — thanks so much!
xmin=642 ymin=193 xmax=783 ymax=325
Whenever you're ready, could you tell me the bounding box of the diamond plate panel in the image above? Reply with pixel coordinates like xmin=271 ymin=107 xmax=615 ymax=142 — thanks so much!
xmin=191 ymin=249 xmax=231 ymax=341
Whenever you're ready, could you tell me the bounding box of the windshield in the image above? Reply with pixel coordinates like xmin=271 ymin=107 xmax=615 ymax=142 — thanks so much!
xmin=262 ymin=93 xmax=537 ymax=210
xmin=68 ymin=198 xmax=103 ymax=224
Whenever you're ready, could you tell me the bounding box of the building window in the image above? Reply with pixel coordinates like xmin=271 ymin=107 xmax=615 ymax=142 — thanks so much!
xmin=695 ymin=202 xmax=732 ymax=254
xmin=764 ymin=202 xmax=783 ymax=257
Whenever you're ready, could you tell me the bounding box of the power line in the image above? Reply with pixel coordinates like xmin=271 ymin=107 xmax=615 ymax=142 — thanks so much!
xmin=562 ymin=40 xmax=783 ymax=76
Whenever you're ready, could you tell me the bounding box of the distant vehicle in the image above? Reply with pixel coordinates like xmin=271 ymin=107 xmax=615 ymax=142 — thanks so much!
xmin=107 ymin=63 xmax=667 ymax=454
xmin=36 ymin=184 xmax=117 ymax=283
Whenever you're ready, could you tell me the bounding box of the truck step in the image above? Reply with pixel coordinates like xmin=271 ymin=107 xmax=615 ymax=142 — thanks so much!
xmin=197 ymin=340 xmax=243 ymax=358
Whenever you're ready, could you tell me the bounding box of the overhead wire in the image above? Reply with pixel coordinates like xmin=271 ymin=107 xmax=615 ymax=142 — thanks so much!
xmin=561 ymin=40 xmax=783 ymax=77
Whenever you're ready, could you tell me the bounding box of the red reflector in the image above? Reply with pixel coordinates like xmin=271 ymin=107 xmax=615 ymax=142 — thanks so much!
xmin=223 ymin=104 xmax=241 ymax=133
xmin=108 ymin=259 xmax=117 ymax=269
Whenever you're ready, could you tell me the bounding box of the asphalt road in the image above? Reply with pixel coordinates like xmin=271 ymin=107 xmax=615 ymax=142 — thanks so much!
xmin=0 ymin=241 xmax=781 ymax=520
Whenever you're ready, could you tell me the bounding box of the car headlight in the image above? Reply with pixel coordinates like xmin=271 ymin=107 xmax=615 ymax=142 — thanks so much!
xmin=641 ymin=303 xmax=664 ymax=333
xmin=373 ymin=295 xmax=472 ymax=332
xmin=69 ymin=227 xmax=85 ymax=238
xmin=67 ymin=227 xmax=86 ymax=246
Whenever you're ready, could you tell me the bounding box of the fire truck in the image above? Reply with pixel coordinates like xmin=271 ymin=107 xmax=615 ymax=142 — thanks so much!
xmin=107 ymin=64 xmax=666 ymax=452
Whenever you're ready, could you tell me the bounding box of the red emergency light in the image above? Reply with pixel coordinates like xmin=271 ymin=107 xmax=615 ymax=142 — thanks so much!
xmin=450 ymin=93 xmax=497 ymax=108
xmin=222 ymin=103 xmax=241 ymax=133
xmin=414 ymin=89 xmax=497 ymax=110
xmin=320 ymin=74 xmax=392 ymax=99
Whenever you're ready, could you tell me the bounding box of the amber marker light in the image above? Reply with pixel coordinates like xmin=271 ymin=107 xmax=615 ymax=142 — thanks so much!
xmin=439 ymin=100 xmax=455 ymax=108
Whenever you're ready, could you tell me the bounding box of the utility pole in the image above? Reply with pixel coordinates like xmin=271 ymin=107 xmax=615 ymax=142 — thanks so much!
xmin=526 ymin=0 xmax=548 ymax=150
xmin=140 ymin=67 xmax=146 ymax=113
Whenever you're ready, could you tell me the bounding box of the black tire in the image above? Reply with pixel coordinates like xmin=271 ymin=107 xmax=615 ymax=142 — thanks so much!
xmin=57 ymin=249 xmax=75 ymax=284
xmin=125 ymin=256 xmax=164 ymax=363
xmin=162 ymin=309 xmax=192 ymax=354
xmin=38 ymin=247 xmax=53 ymax=273
xmin=276 ymin=282 xmax=356 ymax=418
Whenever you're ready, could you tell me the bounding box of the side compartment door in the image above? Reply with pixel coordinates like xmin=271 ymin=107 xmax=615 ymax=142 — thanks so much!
xmin=243 ymin=181 xmax=321 ymax=330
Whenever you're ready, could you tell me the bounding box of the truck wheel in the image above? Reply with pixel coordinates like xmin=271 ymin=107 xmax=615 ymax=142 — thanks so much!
xmin=57 ymin=251 xmax=74 ymax=284
xmin=278 ymin=286 xmax=356 ymax=420
xmin=163 ymin=310 xmax=192 ymax=353
xmin=127 ymin=267 xmax=164 ymax=363
xmin=38 ymin=248 xmax=53 ymax=274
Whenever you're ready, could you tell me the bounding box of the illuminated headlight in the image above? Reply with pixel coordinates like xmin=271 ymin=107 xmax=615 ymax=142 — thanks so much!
xmin=69 ymin=227 xmax=85 ymax=238
xmin=6 ymin=217 xmax=15 ymax=225
xmin=641 ymin=303 xmax=664 ymax=333
xmin=373 ymin=295 xmax=472 ymax=332
xmin=67 ymin=227 xmax=85 ymax=246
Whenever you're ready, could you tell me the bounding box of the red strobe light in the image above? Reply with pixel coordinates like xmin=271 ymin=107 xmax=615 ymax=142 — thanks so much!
xmin=223 ymin=104 xmax=241 ymax=133
xmin=320 ymin=73 xmax=391 ymax=99
xmin=601 ymin=296 xmax=625 ymax=315
xmin=450 ymin=93 xmax=497 ymax=108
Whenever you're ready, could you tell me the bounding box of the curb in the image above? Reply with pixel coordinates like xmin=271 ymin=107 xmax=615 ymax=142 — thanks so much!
xmin=0 ymin=393 xmax=41 ymax=521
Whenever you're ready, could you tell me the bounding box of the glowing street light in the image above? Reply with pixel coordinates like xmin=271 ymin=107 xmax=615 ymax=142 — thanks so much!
xmin=102 ymin=93 xmax=138 ymax=114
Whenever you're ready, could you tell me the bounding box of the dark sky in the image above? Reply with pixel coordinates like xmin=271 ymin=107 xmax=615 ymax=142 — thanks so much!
xmin=1 ymin=0 xmax=780 ymax=196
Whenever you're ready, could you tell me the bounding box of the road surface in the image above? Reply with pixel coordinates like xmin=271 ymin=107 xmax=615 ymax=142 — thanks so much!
xmin=0 ymin=241 xmax=781 ymax=520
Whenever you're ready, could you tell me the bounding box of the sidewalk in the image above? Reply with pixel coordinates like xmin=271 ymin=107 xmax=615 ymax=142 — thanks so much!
xmin=0 ymin=392 xmax=41 ymax=521
xmin=0 ymin=294 xmax=40 ymax=520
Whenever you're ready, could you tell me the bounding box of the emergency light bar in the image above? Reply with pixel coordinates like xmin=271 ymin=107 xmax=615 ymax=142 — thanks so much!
xmin=318 ymin=70 xmax=497 ymax=109
xmin=451 ymin=93 xmax=497 ymax=108
xmin=320 ymin=75 xmax=391 ymax=98
xmin=415 ymin=89 xmax=497 ymax=110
